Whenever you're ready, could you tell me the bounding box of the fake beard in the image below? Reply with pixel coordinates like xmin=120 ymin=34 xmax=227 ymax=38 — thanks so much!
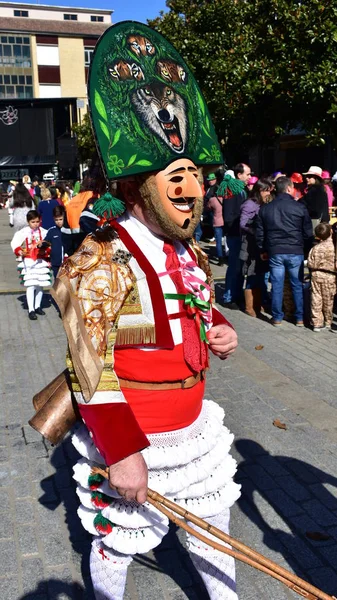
xmin=138 ymin=174 xmax=203 ymax=241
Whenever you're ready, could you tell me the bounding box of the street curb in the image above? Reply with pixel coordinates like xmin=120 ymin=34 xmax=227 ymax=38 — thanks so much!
xmin=0 ymin=288 xmax=51 ymax=295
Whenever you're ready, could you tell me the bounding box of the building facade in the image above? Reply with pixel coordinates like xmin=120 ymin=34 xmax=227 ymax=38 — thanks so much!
xmin=0 ymin=2 xmax=111 ymax=102
xmin=0 ymin=2 xmax=112 ymax=180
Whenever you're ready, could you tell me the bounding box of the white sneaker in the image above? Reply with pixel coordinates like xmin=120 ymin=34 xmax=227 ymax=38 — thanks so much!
xmin=313 ymin=327 xmax=321 ymax=332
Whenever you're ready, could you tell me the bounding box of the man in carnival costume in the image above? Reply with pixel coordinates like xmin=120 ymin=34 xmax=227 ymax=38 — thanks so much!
xmin=51 ymin=22 xmax=240 ymax=600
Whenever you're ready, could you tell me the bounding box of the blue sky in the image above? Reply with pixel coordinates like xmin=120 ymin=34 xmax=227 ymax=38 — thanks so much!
xmin=11 ymin=0 xmax=168 ymax=23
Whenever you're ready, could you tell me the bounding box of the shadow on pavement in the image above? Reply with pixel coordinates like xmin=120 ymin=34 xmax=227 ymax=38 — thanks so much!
xmin=38 ymin=438 xmax=95 ymax=599
xmin=235 ymin=439 xmax=337 ymax=596
xmin=16 ymin=291 xmax=53 ymax=312
xmin=18 ymin=579 xmax=85 ymax=599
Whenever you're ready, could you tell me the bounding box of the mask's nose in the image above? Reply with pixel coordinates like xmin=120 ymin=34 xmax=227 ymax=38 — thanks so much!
xmin=185 ymin=172 xmax=202 ymax=197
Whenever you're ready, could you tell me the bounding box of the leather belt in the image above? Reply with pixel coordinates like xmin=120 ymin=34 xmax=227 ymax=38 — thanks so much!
xmin=118 ymin=370 xmax=205 ymax=390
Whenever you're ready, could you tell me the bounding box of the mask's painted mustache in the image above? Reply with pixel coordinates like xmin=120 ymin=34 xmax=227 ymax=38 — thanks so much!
xmin=182 ymin=218 xmax=190 ymax=229
xmin=168 ymin=196 xmax=195 ymax=205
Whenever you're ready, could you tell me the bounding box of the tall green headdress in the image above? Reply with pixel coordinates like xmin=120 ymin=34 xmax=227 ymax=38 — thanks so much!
xmin=88 ymin=21 xmax=222 ymax=180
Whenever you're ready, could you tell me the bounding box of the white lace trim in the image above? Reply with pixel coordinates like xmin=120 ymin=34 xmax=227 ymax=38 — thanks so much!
xmin=73 ymin=399 xmax=240 ymax=555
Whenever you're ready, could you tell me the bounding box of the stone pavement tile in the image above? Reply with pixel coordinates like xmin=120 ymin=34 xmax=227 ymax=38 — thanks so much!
xmin=11 ymin=477 xmax=34 ymax=500
xmin=21 ymin=556 xmax=47 ymax=596
xmin=285 ymin=461 xmax=321 ymax=485
xmin=263 ymin=489 xmax=304 ymax=518
xmin=302 ymin=499 xmax=337 ymax=527
xmin=255 ymin=455 xmax=291 ymax=478
xmin=317 ymin=544 xmax=337 ymax=569
xmin=15 ymin=499 xmax=36 ymax=526
xmin=18 ymin=524 xmax=40 ymax=556
xmin=0 ymin=576 xmax=21 ymax=600
xmin=274 ymin=475 xmax=312 ymax=503
xmin=0 ymin=539 xmax=19 ymax=575
xmin=306 ymin=566 xmax=337 ymax=596
xmin=286 ymin=514 xmax=335 ymax=546
xmin=28 ymin=457 xmax=54 ymax=483
xmin=242 ymin=464 xmax=277 ymax=491
xmin=131 ymin=564 xmax=174 ymax=600
xmin=309 ymin=483 xmax=337 ymax=511
xmin=0 ymin=487 xmax=11 ymax=511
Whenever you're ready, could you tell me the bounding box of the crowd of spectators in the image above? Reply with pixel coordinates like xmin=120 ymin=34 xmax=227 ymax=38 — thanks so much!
xmin=201 ymin=165 xmax=337 ymax=332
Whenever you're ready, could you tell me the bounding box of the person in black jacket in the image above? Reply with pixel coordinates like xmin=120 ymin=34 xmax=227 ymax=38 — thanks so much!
xmin=302 ymin=166 xmax=329 ymax=226
xmin=255 ymin=176 xmax=313 ymax=326
xmin=218 ymin=163 xmax=251 ymax=307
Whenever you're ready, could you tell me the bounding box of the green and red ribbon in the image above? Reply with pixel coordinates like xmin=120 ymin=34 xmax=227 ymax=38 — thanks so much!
xmin=164 ymin=292 xmax=211 ymax=343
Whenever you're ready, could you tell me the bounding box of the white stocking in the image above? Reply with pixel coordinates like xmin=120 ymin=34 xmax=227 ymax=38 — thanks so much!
xmin=186 ymin=509 xmax=238 ymax=600
xmin=34 ymin=285 xmax=43 ymax=309
xmin=90 ymin=538 xmax=132 ymax=600
xmin=8 ymin=208 xmax=14 ymax=225
xmin=26 ymin=286 xmax=36 ymax=312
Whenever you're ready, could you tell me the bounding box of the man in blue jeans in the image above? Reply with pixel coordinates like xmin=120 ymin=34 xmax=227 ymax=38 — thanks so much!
xmin=256 ymin=176 xmax=313 ymax=326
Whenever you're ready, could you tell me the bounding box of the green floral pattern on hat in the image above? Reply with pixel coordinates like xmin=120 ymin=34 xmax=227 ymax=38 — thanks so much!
xmin=89 ymin=21 xmax=222 ymax=180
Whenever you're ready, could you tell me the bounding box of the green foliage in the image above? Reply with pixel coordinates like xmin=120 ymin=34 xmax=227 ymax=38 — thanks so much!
xmin=149 ymin=0 xmax=337 ymax=152
xmin=72 ymin=112 xmax=96 ymax=163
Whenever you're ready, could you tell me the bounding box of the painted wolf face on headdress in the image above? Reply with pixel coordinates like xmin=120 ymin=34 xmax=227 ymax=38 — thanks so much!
xmin=89 ymin=21 xmax=221 ymax=239
xmin=89 ymin=21 xmax=222 ymax=181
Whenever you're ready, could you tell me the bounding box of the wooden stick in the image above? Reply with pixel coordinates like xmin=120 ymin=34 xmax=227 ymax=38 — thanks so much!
xmin=91 ymin=467 xmax=336 ymax=600
xmin=146 ymin=495 xmax=318 ymax=600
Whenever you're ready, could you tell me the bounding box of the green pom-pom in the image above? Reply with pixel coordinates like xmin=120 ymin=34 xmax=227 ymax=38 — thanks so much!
xmin=91 ymin=490 xmax=113 ymax=509
xmin=93 ymin=512 xmax=115 ymax=534
xmin=88 ymin=472 xmax=105 ymax=490
xmin=91 ymin=192 xmax=126 ymax=219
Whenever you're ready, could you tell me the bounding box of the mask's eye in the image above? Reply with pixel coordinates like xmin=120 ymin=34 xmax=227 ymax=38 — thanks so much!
xmin=170 ymin=176 xmax=183 ymax=183
xmin=167 ymin=89 xmax=172 ymax=96
xmin=193 ymin=173 xmax=198 ymax=179
xmin=144 ymin=88 xmax=151 ymax=95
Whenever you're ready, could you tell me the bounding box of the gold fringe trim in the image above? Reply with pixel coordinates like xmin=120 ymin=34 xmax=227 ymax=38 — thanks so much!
xmin=116 ymin=324 xmax=156 ymax=346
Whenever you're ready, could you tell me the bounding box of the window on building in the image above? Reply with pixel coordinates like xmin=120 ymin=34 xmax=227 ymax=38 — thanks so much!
xmin=16 ymin=85 xmax=25 ymax=98
xmin=19 ymin=75 xmax=25 ymax=84
xmin=14 ymin=10 xmax=29 ymax=17
xmin=0 ymin=85 xmax=5 ymax=98
xmin=84 ymin=47 xmax=95 ymax=66
xmin=6 ymin=85 xmax=14 ymax=96
xmin=90 ymin=15 xmax=104 ymax=22
xmin=0 ymin=37 xmax=31 ymax=67
xmin=26 ymin=75 xmax=32 ymax=85
xmin=4 ymin=75 xmax=10 ymax=84
xmin=63 ymin=14 xmax=77 ymax=20
xmin=11 ymin=75 xmax=18 ymax=85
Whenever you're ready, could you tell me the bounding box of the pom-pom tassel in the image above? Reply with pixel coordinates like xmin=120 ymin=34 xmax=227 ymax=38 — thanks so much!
xmin=91 ymin=192 xmax=126 ymax=220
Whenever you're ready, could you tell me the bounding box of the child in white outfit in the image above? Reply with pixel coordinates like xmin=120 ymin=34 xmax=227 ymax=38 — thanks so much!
xmin=11 ymin=210 xmax=52 ymax=320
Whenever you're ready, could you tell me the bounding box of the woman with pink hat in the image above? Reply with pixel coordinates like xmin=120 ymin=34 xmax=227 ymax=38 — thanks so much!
xmin=302 ymin=166 xmax=329 ymax=229
xmin=321 ymin=170 xmax=334 ymax=208
xmin=247 ymin=175 xmax=258 ymax=192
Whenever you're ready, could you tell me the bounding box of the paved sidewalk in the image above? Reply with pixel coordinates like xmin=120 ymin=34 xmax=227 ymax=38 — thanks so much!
xmin=1 ymin=210 xmax=337 ymax=599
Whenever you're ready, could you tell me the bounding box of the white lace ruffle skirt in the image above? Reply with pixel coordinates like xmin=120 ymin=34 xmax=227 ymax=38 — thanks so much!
xmin=72 ymin=399 xmax=241 ymax=556
xmin=17 ymin=258 xmax=52 ymax=287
